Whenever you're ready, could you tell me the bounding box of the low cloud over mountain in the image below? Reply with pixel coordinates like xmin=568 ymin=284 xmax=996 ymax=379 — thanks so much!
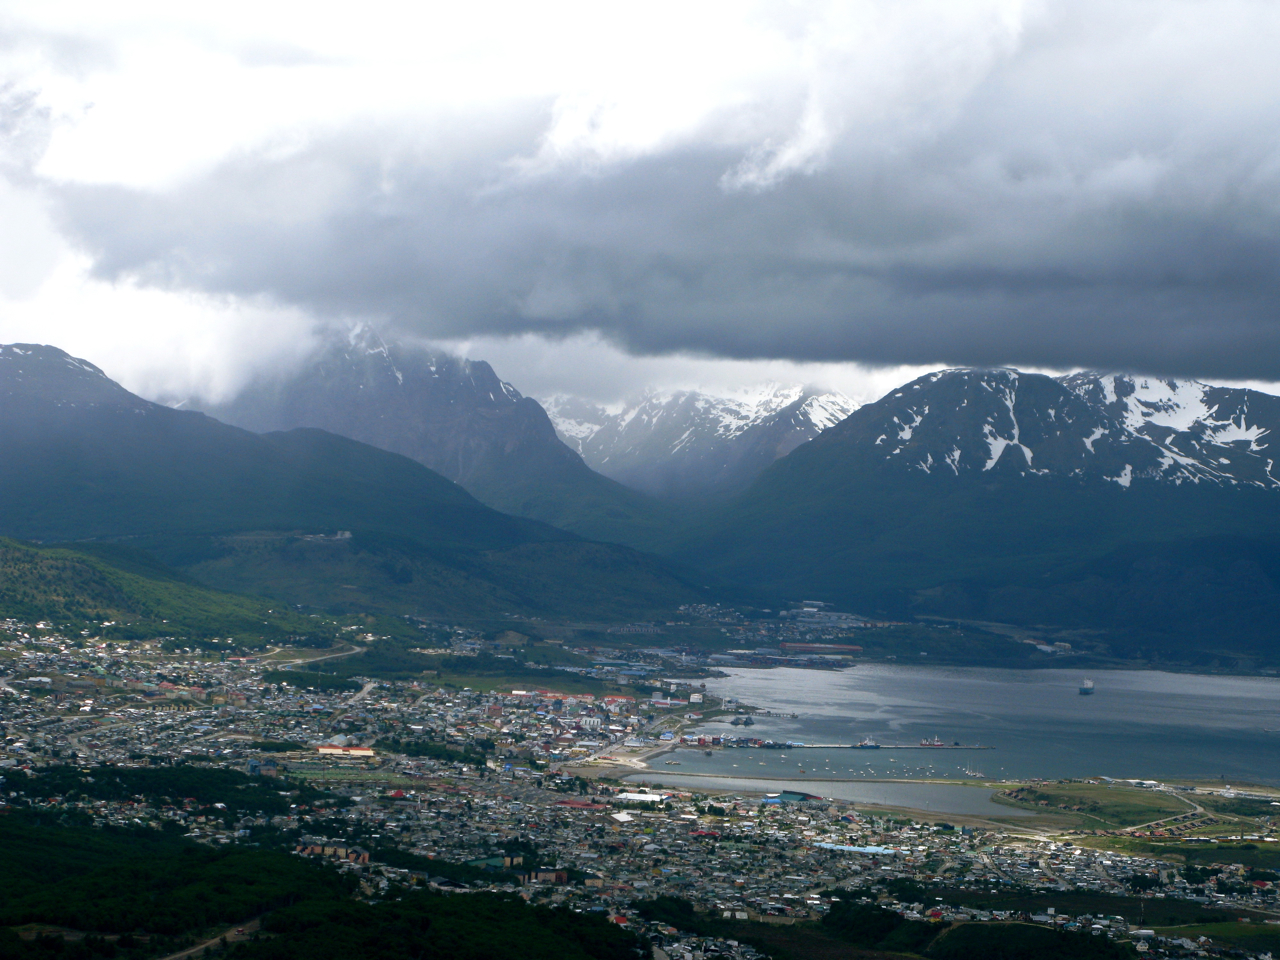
xmin=5 ymin=3 xmax=1280 ymax=387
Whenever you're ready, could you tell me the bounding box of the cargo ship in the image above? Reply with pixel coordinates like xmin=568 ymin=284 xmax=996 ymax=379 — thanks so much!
xmin=855 ymin=736 xmax=881 ymax=749
xmin=1079 ymin=678 xmax=1095 ymax=695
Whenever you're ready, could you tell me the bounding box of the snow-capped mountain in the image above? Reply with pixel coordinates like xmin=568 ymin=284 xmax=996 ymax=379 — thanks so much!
xmin=198 ymin=324 xmax=667 ymax=544
xmin=542 ymin=384 xmax=859 ymax=497
xmin=683 ymin=367 xmax=1280 ymax=650
xmin=819 ymin=367 xmax=1280 ymax=489
xmin=1059 ymin=372 xmax=1280 ymax=487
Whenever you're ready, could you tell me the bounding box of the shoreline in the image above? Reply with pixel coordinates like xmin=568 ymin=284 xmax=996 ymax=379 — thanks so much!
xmin=691 ymin=658 xmax=1280 ymax=682
xmin=622 ymin=771 xmax=1004 ymax=786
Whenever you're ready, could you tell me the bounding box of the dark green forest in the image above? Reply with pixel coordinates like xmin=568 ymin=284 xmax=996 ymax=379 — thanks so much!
xmin=0 ymin=807 xmax=638 ymax=960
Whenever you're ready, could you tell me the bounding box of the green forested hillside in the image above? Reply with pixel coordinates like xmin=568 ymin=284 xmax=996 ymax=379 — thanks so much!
xmin=0 ymin=538 xmax=319 ymax=644
xmin=681 ymin=441 xmax=1280 ymax=657
xmin=139 ymin=531 xmax=710 ymax=621
xmin=0 ymin=345 xmax=709 ymax=621
xmin=0 ymin=805 xmax=636 ymax=960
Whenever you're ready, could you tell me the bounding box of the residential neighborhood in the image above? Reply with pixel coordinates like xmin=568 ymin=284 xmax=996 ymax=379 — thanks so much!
xmin=4 ymin=615 xmax=1280 ymax=958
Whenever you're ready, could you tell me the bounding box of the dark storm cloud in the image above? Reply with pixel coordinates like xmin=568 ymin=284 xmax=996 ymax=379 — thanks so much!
xmin=46 ymin=2 xmax=1280 ymax=381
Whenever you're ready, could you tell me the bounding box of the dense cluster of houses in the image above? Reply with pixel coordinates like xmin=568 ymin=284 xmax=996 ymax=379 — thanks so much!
xmin=2 ymin=618 xmax=1278 ymax=958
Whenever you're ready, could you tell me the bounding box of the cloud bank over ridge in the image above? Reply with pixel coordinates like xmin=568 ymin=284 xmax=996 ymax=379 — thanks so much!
xmin=5 ymin=1 xmax=1280 ymax=393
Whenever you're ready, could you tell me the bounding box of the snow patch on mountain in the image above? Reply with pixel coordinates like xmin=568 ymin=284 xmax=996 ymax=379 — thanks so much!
xmin=840 ymin=367 xmax=1280 ymax=491
xmin=1110 ymin=464 xmax=1133 ymax=488
xmin=541 ymin=384 xmax=858 ymax=496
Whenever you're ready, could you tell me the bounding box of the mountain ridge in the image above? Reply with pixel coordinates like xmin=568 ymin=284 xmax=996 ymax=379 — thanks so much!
xmin=0 ymin=342 xmax=709 ymax=620
xmin=678 ymin=366 xmax=1280 ymax=655
xmin=543 ymin=383 xmax=858 ymax=498
xmin=809 ymin=367 xmax=1280 ymax=488
xmin=198 ymin=325 xmax=676 ymax=547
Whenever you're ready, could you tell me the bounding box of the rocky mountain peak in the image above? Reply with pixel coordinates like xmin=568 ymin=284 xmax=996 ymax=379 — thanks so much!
xmin=197 ymin=325 xmax=664 ymax=545
xmin=0 ymin=343 xmax=145 ymax=408
xmin=543 ymin=384 xmax=858 ymax=498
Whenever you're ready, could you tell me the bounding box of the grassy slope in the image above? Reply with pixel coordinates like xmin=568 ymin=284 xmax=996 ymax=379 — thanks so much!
xmin=1152 ymin=922 xmax=1280 ymax=954
xmin=0 ymin=804 xmax=637 ymax=960
xmin=0 ymin=537 xmax=318 ymax=644
xmin=0 ymin=405 xmax=549 ymax=547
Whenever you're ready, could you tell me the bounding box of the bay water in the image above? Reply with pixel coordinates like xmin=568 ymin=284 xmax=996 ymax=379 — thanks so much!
xmin=624 ymin=665 xmax=1280 ymax=812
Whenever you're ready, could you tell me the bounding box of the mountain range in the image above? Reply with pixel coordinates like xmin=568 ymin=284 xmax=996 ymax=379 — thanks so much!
xmin=543 ymin=385 xmax=857 ymax=498
xmin=6 ymin=336 xmax=1280 ymax=660
xmin=0 ymin=343 xmax=709 ymax=624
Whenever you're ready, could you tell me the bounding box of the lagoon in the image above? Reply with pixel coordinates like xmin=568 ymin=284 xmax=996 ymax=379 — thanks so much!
xmin=623 ymin=772 xmax=1034 ymax=818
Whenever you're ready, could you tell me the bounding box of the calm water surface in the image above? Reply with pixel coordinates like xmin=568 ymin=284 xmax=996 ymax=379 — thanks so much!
xmin=653 ymin=666 xmax=1280 ymax=786
xmin=623 ymin=774 xmax=1034 ymax=817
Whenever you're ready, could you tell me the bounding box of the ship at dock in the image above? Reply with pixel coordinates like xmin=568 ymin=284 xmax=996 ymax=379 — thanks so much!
xmin=1079 ymin=678 xmax=1095 ymax=695
xmin=855 ymin=736 xmax=881 ymax=749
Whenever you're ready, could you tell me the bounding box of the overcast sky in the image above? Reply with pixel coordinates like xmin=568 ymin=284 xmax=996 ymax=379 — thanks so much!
xmin=3 ymin=1 xmax=1280 ymax=403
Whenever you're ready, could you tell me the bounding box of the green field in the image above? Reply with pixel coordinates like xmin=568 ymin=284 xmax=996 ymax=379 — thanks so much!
xmin=931 ymin=889 xmax=1237 ymax=927
xmin=431 ymin=669 xmax=624 ymax=696
xmin=264 ymin=635 xmax=644 ymax=698
xmin=1153 ymin=922 xmax=1280 ymax=953
xmin=1077 ymin=835 xmax=1280 ymax=870
xmin=288 ymin=768 xmax=427 ymax=787
xmin=1176 ymin=842 xmax=1280 ymax=870
xmin=1194 ymin=792 xmax=1280 ymax=819
xmin=995 ymin=782 xmax=1193 ymax=828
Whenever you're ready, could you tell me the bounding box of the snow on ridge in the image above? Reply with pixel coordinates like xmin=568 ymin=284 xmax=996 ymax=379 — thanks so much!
xmin=801 ymin=393 xmax=860 ymax=429
xmin=894 ymin=405 xmax=926 ymax=441
xmin=1119 ymin=376 xmax=1214 ymax=433
xmin=1207 ymin=417 xmax=1269 ymax=449
xmin=540 ymin=395 xmax=608 ymax=451
xmin=980 ymin=374 xmax=1033 ymax=471
xmin=546 ymin=383 xmax=856 ymax=446
xmin=1065 ymin=372 xmax=1261 ymax=439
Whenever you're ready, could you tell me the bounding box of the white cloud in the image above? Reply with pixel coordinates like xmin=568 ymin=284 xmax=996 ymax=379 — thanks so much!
xmin=0 ymin=251 xmax=317 ymax=403
xmin=427 ymin=330 xmax=939 ymax=406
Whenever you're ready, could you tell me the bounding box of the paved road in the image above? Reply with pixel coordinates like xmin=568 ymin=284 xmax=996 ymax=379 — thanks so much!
xmin=345 ymin=680 xmax=378 ymax=706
